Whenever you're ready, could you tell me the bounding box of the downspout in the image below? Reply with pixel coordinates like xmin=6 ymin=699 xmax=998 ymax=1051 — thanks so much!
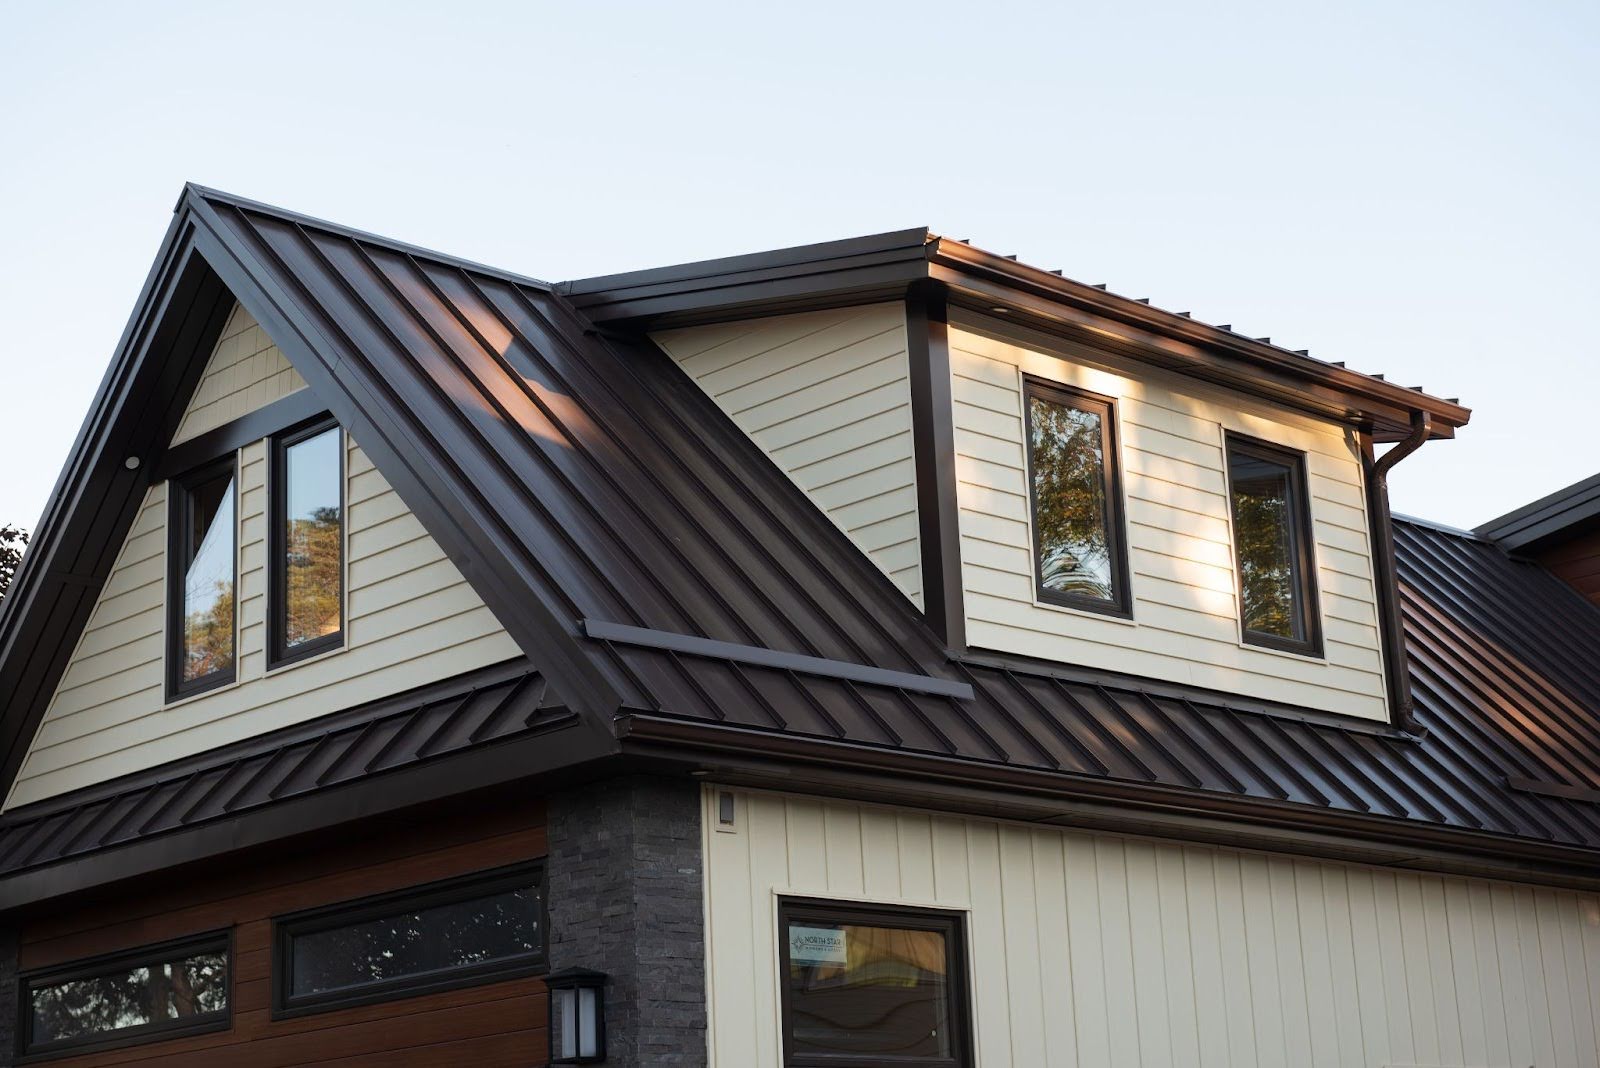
xmin=1362 ymin=410 xmax=1431 ymax=736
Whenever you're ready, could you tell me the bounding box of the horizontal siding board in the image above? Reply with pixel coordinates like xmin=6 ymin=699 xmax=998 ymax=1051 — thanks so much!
xmin=5 ymin=308 xmax=521 ymax=810
xmin=948 ymin=323 xmax=1388 ymax=721
xmin=653 ymin=304 xmax=921 ymax=607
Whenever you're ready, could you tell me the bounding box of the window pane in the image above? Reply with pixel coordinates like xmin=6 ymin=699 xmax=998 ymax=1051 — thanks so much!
xmin=289 ymin=883 xmax=542 ymax=998
xmin=1229 ymin=451 xmax=1302 ymax=640
xmin=282 ymin=427 xmax=342 ymax=649
xmin=1029 ymin=393 xmax=1115 ymax=602
xmin=181 ymin=471 xmax=235 ymax=683
xmin=30 ymin=950 xmax=228 ymax=1048
xmin=786 ymin=918 xmax=954 ymax=1058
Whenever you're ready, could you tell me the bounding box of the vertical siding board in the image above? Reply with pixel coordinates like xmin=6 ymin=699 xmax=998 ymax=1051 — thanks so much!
xmin=858 ymin=807 xmax=901 ymax=899
xmin=1344 ymin=870 xmax=1394 ymax=1067
xmin=1515 ymin=884 xmax=1561 ymax=1068
xmin=1582 ymin=894 xmax=1600 ymax=1066
xmin=1467 ymin=879 xmax=1514 ymax=1066
xmin=1395 ymin=873 xmax=1441 ymax=1064
xmin=706 ymin=791 xmax=760 ymax=1067
xmin=821 ymin=803 xmax=865 ymax=897
xmin=1063 ymin=831 xmax=1114 ymax=1067
xmin=1290 ymin=860 xmax=1342 ymax=1068
xmin=895 ymin=813 xmax=937 ymax=903
xmin=1421 ymin=875 xmax=1467 ymax=1067
xmin=1154 ymin=845 xmax=1201 ymax=1068
xmin=1536 ymin=888 xmax=1583 ymax=1068
xmin=782 ymin=797 xmax=828 ymax=897
xmin=702 ymin=791 xmax=1600 ymax=1068
xmin=1030 ymin=831 xmax=1079 ymax=1068
xmin=964 ymin=822 xmax=1011 ymax=1068
xmin=997 ymin=825 xmax=1046 ymax=1066
xmin=1443 ymin=877 xmax=1489 ymax=1066
xmin=746 ymin=795 xmax=790 ymax=1068
xmin=1125 ymin=842 xmax=1175 ymax=1067
xmin=1239 ymin=854 xmax=1288 ymax=1067
xmin=1558 ymin=891 xmax=1600 ymax=1068
xmin=931 ymin=817 xmax=971 ymax=907
xmin=1316 ymin=866 xmax=1368 ymax=1068
xmin=1491 ymin=881 xmax=1538 ymax=1067
xmin=1194 ymin=848 xmax=1251 ymax=1068
xmin=1095 ymin=837 xmax=1144 ymax=1068
xmin=1266 ymin=857 xmax=1314 ymax=1066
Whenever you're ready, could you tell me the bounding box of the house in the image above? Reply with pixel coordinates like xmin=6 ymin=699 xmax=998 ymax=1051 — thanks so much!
xmin=0 ymin=185 xmax=1595 ymax=1067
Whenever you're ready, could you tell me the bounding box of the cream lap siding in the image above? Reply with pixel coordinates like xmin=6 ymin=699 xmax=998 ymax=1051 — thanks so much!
xmin=4 ymin=309 xmax=521 ymax=810
xmin=652 ymin=304 xmax=922 ymax=608
xmin=950 ymin=315 xmax=1388 ymax=721
xmin=704 ymin=787 xmax=1600 ymax=1068
xmin=171 ymin=304 xmax=305 ymax=444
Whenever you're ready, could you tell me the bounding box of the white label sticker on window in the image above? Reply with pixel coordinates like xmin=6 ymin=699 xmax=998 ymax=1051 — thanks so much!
xmin=789 ymin=925 xmax=847 ymax=965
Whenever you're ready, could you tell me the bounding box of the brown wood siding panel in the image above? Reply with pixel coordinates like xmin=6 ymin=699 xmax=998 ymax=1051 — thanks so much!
xmin=18 ymin=796 xmax=548 ymax=1067
xmin=1540 ymin=531 xmax=1600 ymax=605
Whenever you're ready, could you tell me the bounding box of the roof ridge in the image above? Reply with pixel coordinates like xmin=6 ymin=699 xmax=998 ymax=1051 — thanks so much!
xmin=182 ymin=183 xmax=557 ymax=293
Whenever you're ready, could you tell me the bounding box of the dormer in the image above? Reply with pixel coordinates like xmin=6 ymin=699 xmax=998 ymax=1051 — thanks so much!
xmin=570 ymin=231 xmax=1470 ymax=728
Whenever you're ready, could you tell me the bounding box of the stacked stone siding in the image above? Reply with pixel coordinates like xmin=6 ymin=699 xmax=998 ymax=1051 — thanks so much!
xmin=547 ymin=776 xmax=706 ymax=1066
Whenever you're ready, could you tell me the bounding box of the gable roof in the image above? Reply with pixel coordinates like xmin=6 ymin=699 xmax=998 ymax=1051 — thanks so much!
xmin=0 ymin=184 xmax=968 ymax=804
xmin=1477 ymin=471 xmax=1600 ymax=552
xmin=0 ymin=188 xmax=1593 ymax=906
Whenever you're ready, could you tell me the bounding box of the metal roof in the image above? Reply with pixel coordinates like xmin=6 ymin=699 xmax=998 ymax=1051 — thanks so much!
xmin=0 ymin=661 xmax=569 ymax=878
xmin=1477 ymin=471 xmax=1600 ymax=551
xmin=610 ymin=518 xmax=1600 ymax=857
xmin=0 ymin=187 xmax=1591 ymax=898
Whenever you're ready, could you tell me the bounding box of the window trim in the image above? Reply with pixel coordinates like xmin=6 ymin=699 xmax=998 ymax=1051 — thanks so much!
xmin=1021 ymin=376 xmax=1132 ymax=618
xmin=1223 ymin=432 xmax=1324 ymax=657
xmin=165 ymin=453 xmax=239 ymax=702
xmin=267 ymin=414 xmax=346 ymax=670
xmin=270 ymin=860 xmax=548 ymax=1020
xmin=15 ymin=930 xmax=232 ymax=1062
xmin=777 ymin=897 xmax=974 ymax=1068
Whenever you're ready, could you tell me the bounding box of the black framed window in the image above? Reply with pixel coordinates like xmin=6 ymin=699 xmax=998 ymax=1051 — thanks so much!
xmin=779 ymin=899 xmax=972 ymax=1068
xmin=1023 ymin=378 xmax=1131 ymax=616
xmin=18 ymin=932 xmax=230 ymax=1060
xmin=272 ymin=861 xmax=546 ymax=1018
xmin=166 ymin=455 xmax=238 ymax=700
xmin=1225 ymin=433 xmax=1322 ymax=656
xmin=268 ymin=416 xmax=344 ymax=668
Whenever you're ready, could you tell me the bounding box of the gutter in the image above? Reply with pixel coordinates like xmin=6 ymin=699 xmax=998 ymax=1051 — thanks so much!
xmin=1363 ymin=410 xmax=1432 ymax=734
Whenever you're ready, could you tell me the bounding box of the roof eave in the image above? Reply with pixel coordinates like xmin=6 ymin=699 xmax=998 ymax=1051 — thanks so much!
xmin=928 ymin=237 xmax=1470 ymax=443
xmin=564 ymin=228 xmax=1469 ymax=443
xmin=617 ymin=712 xmax=1600 ymax=889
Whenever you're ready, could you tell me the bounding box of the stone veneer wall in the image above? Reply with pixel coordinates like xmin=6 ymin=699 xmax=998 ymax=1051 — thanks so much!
xmin=547 ymin=776 xmax=707 ymax=1066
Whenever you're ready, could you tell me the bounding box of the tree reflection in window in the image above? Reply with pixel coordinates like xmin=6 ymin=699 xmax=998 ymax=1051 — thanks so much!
xmin=279 ymin=425 xmax=342 ymax=654
xmin=177 ymin=466 xmax=235 ymax=686
xmin=286 ymin=881 xmax=542 ymax=1002
xmin=1227 ymin=438 xmax=1319 ymax=654
xmin=27 ymin=946 xmax=228 ymax=1051
xmin=1026 ymin=383 xmax=1126 ymax=613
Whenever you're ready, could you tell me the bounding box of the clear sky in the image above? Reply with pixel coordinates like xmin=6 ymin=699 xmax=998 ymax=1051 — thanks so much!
xmin=2 ymin=0 xmax=1595 ymax=532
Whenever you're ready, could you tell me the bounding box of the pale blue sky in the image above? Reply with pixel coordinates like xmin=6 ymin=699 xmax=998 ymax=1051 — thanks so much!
xmin=2 ymin=0 xmax=1595 ymax=531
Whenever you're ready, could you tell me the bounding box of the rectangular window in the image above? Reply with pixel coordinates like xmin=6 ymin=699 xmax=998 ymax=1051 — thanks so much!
xmin=167 ymin=456 xmax=237 ymax=699
xmin=779 ymin=899 xmax=972 ymax=1068
xmin=1024 ymin=378 xmax=1130 ymax=616
xmin=1225 ymin=434 xmax=1322 ymax=655
xmin=272 ymin=861 xmax=545 ymax=1018
xmin=269 ymin=416 xmax=344 ymax=667
xmin=19 ymin=932 xmax=230 ymax=1059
